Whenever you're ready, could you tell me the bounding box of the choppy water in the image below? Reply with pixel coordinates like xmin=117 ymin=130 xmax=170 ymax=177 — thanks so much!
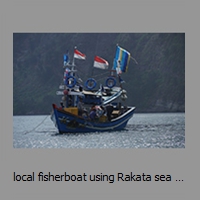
xmin=13 ymin=113 xmax=185 ymax=148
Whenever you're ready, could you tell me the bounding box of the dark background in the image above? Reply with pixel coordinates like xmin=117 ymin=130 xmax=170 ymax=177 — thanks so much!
xmin=13 ymin=33 xmax=185 ymax=115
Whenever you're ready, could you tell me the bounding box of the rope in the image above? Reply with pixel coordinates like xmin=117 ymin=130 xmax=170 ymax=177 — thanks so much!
xmin=24 ymin=115 xmax=49 ymax=134
xmin=92 ymin=71 xmax=110 ymax=78
xmin=130 ymin=56 xmax=138 ymax=65
xmin=76 ymin=67 xmax=111 ymax=83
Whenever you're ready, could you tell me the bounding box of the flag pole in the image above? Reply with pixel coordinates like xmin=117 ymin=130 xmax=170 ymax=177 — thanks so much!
xmin=71 ymin=46 xmax=77 ymax=77
xmin=72 ymin=46 xmax=77 ymax=71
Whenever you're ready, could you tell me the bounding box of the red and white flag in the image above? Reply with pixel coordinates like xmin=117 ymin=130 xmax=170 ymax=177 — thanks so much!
xmin=74 ymin=49 xmax=86 ymax=60
xmin=93 ymin=56 xmax=109 ymax=70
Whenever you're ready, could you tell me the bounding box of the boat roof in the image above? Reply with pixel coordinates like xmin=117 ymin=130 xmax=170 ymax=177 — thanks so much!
xmin=82 ymin=90 xmax=101 ymax=96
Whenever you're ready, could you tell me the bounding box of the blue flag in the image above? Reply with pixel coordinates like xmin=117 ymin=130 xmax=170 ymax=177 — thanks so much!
xmin=63 ymin=50 xmax=69 ymax=66
xmin=113 ymin=46 xmax=131 ymax=73
xmin=63 ymin=54 xmax=69 ymax=61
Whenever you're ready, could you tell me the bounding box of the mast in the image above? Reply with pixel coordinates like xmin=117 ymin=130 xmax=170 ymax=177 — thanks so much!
xmin=71 ymin=46 xmax=76 ymax=73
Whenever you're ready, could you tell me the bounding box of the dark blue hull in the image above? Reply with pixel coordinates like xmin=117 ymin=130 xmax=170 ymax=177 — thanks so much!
xmin=51 ymin=104 xmax=135 ymax=133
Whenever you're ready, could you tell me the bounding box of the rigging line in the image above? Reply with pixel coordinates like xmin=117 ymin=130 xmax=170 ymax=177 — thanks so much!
xmin=96 ymin=71 xmax=110 ymax=76
xmin=76 ymin=68 xmax=110 ymax=80
xmin=130 ymin=56 xmax=138 ymax=65
xmin=76 ymin=65 xmax=110 ymax=77
xmin=90 ymin=71 xmax=110 ymax=78
xmin=24 ymin=115 xmax=49 ymax=135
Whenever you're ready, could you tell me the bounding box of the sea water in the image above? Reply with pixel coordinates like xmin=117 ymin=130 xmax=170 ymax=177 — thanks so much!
xmin=13 ymin=113 xmax=185 ymax=148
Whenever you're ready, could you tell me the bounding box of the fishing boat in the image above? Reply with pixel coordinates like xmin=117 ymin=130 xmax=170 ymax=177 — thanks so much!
xmin=51 ymin=45 xmax=136 ymax=133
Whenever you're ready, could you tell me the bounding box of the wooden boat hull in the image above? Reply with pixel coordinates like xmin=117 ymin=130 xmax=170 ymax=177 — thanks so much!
xmin=51 ymin=104 xmax=135 ymax=133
